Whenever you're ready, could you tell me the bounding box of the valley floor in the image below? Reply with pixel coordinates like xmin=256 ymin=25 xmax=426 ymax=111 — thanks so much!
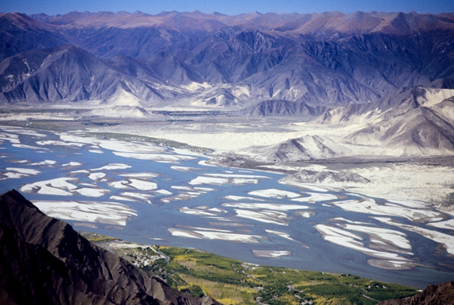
xmin=83 ymin=114 xmax=454 ymax=210
xmin=2 ymin=107 xmax=454 ymax=289
xmin=2 ymin=107 xmax=453 ymax=210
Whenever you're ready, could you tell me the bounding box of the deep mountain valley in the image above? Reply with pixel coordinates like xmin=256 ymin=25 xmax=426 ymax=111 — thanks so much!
xmin=1 ymin=8 xmax=454 ymax=305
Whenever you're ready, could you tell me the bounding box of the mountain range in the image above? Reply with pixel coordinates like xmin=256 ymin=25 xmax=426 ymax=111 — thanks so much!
xmin=1 ymin=10 xmax=453 ymax=108
xmin=1 ymin=10 xmax=454 ymax=158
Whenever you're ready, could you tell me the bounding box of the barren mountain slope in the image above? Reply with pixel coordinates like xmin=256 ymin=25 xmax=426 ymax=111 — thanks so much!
xmin=0 ymin=44 xmax=164 ymax=104
xmin=1 ymin=11 xmax=453 ymax=107
xmin=337 ymin=87 xmax=454 ymax=156
xmin=0 ymin=189 xmax=221 ymax=305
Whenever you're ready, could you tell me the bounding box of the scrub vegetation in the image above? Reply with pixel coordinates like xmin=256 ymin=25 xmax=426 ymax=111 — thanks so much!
xmin=86 ymin=234 xmax=418 ymax=305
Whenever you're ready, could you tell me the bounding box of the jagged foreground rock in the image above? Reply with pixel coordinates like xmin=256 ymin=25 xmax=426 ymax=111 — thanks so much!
xmin=0 ymin=189 xmax=221 ymax=305
xmin=377 ymin=281 xmax=454 ymax=305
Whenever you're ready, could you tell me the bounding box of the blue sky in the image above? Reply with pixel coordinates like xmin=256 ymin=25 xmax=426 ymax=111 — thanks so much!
xmin=1 ymin=0 xmax=453 ymax=16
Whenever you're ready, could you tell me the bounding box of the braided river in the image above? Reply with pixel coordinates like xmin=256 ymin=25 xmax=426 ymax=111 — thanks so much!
xmin=1 ymin=126 xmax=454 ymax=288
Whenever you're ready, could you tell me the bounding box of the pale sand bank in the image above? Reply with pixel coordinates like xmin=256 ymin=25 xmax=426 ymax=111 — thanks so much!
xmin=252 ymin=250 xmax=292 ymax=257
xmin=222 ymin=202 xmax=310 ymax=211
xmin=315 ymin=224 xmax=415 ymax=269
xmin=32 ymin=200 xmax=137 ymax=226
xmin=248 ymin=188 xmax=301 ymax=199
xmin=168 ymin=227 xmax=262 ymax=243
xmin=375 ymin=217 xmax=454 ymax=255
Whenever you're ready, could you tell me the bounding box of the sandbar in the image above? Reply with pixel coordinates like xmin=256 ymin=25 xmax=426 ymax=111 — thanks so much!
xmin=234 ymin=209 xmax=289 ymax=226
xmin=32 ymin=200 xmax=137 ymax=226
xmin=248 ymin=188 xmax=301 ymax=199
xmin=168 ymin=227 xmax=262 ymax=243
xmin=222 ymin=202 xmax=310 ymax=211
xmin=252 ymin=250 xmax=291 ymax=257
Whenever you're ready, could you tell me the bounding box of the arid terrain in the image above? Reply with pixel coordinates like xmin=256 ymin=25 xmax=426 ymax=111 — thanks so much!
xmin=1 ymin=10 xmax=454 ymax=303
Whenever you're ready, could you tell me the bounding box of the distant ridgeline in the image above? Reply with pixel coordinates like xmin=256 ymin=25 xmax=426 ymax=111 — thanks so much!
xmin=0 ymin=11 xmax=453 ymax=108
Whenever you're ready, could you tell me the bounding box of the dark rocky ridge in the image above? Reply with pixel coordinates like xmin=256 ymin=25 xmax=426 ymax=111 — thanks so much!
xmin=241 ymin=100 xmax=326 ymax=117
xmin=377 ymin=281 xmax=454 ymax=305
xmin=0 ymin=189 xmax=221 ymax=305
xmin=282 ymin=169 xmax=370 ymax=184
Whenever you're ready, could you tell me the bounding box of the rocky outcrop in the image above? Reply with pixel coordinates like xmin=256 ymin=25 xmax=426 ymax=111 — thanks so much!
xmin=245 ymin=135 xmax=351 ymax=162
xmin=377 ymin=281 xmax=454 ymax=305
xmin=0 ymin=189 xmax=221 ymax=305
xmin=241 ymin=100 xmax=326 ymax=117
xmin=281 ymin=169 xmax=370 ymax=184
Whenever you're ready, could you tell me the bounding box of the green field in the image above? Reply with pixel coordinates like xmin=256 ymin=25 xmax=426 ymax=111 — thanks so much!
xmin=85 ymin=234 xmax=418 ymax=305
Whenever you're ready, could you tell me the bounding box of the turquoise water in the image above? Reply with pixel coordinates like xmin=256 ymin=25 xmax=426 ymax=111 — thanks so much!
xmin=1 ymin=127 xmax=453 ymax=289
